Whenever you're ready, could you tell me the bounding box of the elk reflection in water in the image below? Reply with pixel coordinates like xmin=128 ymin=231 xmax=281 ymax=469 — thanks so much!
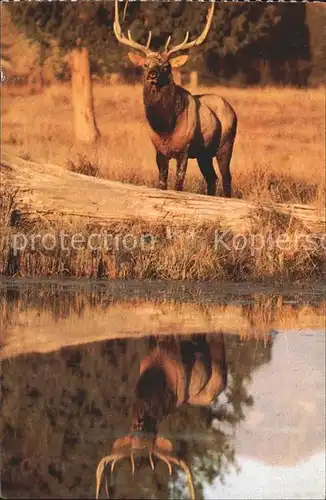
xmin=96 ymin=334 xmax=227 ymax=499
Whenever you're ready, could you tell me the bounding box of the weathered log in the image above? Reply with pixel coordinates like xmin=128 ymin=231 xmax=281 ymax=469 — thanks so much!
xmin=1 ymin=150 xmax=325 ymax=232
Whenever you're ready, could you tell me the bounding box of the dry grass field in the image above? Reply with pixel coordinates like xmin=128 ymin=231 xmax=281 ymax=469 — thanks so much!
xmin=1 ymin=82 xmax=325 ymax=281
xmin=1 ymin=82 xmax=325 ymax=206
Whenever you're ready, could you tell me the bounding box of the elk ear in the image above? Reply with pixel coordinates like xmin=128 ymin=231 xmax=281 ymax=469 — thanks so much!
xmin=128 ymin=52 xmax=146 ymax=67
xmin=169 ymin=54 xmax=189 ymax=68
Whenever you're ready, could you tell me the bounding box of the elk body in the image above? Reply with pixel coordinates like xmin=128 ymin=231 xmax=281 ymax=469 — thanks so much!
xmin=113 ymin=0 xmax=237 ymax=197
xmin=96 ymin=334 xmax=227 ymax=499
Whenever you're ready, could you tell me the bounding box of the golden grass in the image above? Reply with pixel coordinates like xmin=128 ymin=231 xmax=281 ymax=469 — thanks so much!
xmin=1 ymin=83 xmax=325 ymax=281
xmin=1 ymin=82 xmax=325 ymax=206
xmin=1 ymin=210 xmax=325 ymax=281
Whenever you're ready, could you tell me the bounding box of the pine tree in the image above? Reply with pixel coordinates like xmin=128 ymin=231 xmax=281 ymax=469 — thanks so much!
xmin=6 ymin=0 xmax=320 ymax=147
xmin=306 ymin=3 xmax=326 ymax=86
xmin=121 ymin=2 xmax=282 ymax=84
xmin=120 ymin=2 xmax=312 ymax=86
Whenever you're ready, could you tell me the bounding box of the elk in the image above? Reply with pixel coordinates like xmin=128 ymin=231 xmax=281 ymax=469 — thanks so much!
xmin=96 ymin=334 xmax=227 ymax=499
xmin=113 ymin=0 xmax=237 ymax=197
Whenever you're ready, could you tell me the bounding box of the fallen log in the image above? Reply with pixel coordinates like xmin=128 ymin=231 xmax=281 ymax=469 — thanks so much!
xmin=1 ymin=150 xmax=325 ymax=233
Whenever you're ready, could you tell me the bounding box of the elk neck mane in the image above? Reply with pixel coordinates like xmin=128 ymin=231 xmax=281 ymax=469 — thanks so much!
xmin=143 ymin=82 xmax=187 ymax=134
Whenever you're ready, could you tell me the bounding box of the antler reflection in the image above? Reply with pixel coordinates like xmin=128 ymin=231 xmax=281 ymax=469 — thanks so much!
xmin=96 ymin=435 xmax=195 ymax=499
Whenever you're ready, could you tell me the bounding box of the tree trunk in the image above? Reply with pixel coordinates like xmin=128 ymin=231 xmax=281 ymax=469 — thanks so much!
xmin=70 ymin=47 xmax=100 ymax=144
xmin=27 ymin=63 xmax=43 ymax=94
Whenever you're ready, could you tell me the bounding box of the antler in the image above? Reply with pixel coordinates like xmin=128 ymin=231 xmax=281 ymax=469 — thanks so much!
xmin=96 ymin=450 xmax=138 ymax=499
xmin=164 ymin=2 xmax=215 ymax=59
xmin=95 ymin=436 xmax=195 ymax=499
xmin=96 ymin=435 xmax=150 ymax=499
xmin=154 ymin=451 xmax=195 ymax=500
xmin=113 ymin=0 xmax=153 ymax=56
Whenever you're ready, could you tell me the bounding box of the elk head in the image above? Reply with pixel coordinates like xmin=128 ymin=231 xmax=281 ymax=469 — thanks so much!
xmin=113 ymin=0 xmax=215 ymax=87
xmin=96 ymin=434 xmax=195 ymax=499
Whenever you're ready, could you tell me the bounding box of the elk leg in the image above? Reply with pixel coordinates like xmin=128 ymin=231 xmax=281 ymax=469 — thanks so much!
xmin=156 ymin=152 xmax=169 ymax=190
xmin=175 ymin=153 xmax=188 ymax=191
xmin=197 ymin=155 xmax=217 ymax=196
xmin=216 ymin=138 xmax=234 ymax=198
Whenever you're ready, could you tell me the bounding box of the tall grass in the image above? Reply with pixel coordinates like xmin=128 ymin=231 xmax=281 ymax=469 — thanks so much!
xmin=1 ymin=83 xmax=325 ymax=206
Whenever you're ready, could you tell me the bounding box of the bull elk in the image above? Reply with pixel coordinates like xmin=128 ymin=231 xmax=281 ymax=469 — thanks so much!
xmin=96 ymin=334 xmax=227 ymax=499
xmin=113 ymin=0 xmax=237 ymax=197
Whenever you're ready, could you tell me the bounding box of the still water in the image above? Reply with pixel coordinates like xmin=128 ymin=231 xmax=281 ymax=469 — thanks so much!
xmin=1 ymin=281 xmax=325 ymax=499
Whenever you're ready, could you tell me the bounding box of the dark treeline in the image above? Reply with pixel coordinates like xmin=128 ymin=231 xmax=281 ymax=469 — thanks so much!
xmin=6 ymin=2 xmax=325 ymax=87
